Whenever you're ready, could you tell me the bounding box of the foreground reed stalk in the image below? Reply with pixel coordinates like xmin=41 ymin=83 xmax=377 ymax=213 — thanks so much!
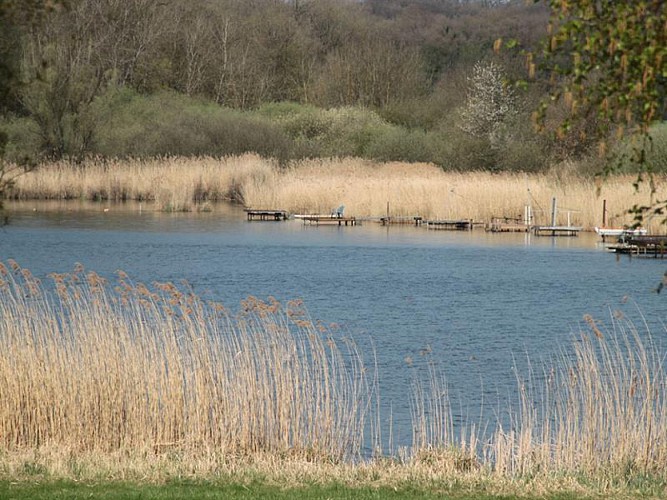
xmin=9 ymin=155 xmax=665 ymax=230
xmin=0 ymin=261 xmax=374 ymax=461
xmin=1 ymin=261 xmax=666 ymax=492
xmin=489 ymin=314 xmax=667 ymax=479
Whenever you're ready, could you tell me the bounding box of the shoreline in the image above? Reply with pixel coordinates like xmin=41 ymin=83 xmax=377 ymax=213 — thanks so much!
xmin=4 ymin=155 xmax=665 ymax=232
xmin=0 ymin=198 xmax=648 ymax=236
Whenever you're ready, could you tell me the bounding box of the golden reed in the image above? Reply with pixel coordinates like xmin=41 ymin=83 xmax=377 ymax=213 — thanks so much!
xmin=9 ymin=155 xmax=666 ymax=230
xmin=0 ymin=260 xmax=375 ymax=461
xmin=1 ymin=262 xmax=666 ymax=490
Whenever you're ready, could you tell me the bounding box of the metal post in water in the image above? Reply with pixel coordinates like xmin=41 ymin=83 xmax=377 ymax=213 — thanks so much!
xmin=528 ymin=204 xmax=532 ymax=226
xmin=523 ymin=205 xmax=527 ymax=226
xmin=602 ymin=199 xmax=607 ymax=227
xmin=551 ymin=197 xmax=557 ymax=227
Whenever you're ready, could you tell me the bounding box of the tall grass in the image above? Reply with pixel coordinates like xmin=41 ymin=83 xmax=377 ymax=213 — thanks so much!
xmin=1 ymin=262 xmax=666 ymax=491
xmin=10 ymin=155 xmax=275 ymax=211
xmin=9 ymin=155 xmax=665 ymax=228
xmin=408 ymin=312 xmax=667 ymax=483
xmin=492 ymin=314 xmax=667 ymax=479
xmin=0 ymin=261 xmax=375 ymax=461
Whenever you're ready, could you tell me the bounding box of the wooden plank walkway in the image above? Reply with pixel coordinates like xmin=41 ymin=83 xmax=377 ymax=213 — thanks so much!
xmin=487 ymin=217 xmax=530 ymax=233
xmin=301 ymin=215 xmax=357 ymax=226
xmin=380 ymin=216 xmax=423 ymax=226
xmin=534 ymin=225 xmax=582 ymax=237
xmin=244 ymin=209 xmax=288 ymax=221
xmin=609 ymin=235 xmax=667 ymax=257
xmin=424 ymin=219 xmax=473 ymax=231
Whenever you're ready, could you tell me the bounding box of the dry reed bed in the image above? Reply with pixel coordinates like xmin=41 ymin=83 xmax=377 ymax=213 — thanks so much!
xmin=494 ymin=315 xmax=667 ymax=479
xmin=10 ymin=155 xmax=666 ymax=230
xmin=0 ymin=260 xmax=374 ymax=461
xmin=1 ymin=262 xmax=666 ymax=489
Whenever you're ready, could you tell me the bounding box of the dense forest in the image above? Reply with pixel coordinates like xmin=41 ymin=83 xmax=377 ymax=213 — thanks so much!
xmin=1 ymin=0 xmax=662 ymax=173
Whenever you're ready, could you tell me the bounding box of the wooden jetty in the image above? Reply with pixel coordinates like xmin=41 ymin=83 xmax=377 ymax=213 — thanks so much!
xmin=380 ymin=216 xmax=423 ymax=226
xmin=424 ymin=219 xmax=474 ymax=231
xmin=487 ymin=216 xmax=531 ymax=233
xmin=488 ymin=205 xmax=533 ymax=233
xmin=534 ymin=225 xmax=582 ymax=236
xmin=244 ymin=209 xmax=288 ymax=221
xmin=609 ymin=235 xmax=667 ymax=257
xmin=301 ymin=215 xmax=357 ymax=226
xmin=533 ymin=197 xmax=581 ymax=236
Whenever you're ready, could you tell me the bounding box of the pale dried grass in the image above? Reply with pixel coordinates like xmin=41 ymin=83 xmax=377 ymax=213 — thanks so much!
xmin=11 ymin=155 xmax=275 ymax=211
xmin=490 ymin=313 xmax=667 ymax=480
xmin=0 ymin=261 xmax=374 ymax=463
xmin=0 ymin=445 xmax=600 ymax=497
xmin=10 ymin=156 xmax=666 ymax=229
xmin=1 ymin=262 xmax=666 ymax=493
xmin=247 ymin=158 xmax=663 ymax=230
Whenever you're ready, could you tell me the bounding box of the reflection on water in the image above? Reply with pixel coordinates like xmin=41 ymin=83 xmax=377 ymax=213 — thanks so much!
xmin=2 ymin=201 xmax=665 ymax=449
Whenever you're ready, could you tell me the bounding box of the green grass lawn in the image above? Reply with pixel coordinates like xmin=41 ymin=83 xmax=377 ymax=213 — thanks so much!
xmin=0 ymin=480 xmax=595 ymax=500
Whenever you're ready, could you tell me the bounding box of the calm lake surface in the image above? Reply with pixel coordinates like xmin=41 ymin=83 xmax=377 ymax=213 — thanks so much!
xmin=2 ymin=200 xmax=666 ymax=450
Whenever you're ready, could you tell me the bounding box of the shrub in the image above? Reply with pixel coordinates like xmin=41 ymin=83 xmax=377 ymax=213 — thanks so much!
xmin=0 ymin=116 xmax=42 ymax=162
xmin=317 ymin=107 xmax=394 ymax=157
xmin=91 ymin=89 xmax=296 ymax=161
xmin=365 ymin=128 xmax=431 ymax=163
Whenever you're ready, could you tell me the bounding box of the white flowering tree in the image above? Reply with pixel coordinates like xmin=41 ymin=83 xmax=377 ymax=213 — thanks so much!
xmin=458 ymin=61 xmax=517 ymax=147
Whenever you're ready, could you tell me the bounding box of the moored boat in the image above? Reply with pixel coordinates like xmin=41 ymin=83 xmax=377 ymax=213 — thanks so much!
xmin=595 ymin=227 xmax=647 ymax=238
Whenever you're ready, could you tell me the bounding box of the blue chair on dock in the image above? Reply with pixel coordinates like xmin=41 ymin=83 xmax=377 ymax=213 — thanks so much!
xmin=331 ymin=205 xmax=345 ymax=218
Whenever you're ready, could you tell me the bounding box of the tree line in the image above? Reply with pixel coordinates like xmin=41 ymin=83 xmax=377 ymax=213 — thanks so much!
xmin=1 ymin=0 xmax=662 ymax=175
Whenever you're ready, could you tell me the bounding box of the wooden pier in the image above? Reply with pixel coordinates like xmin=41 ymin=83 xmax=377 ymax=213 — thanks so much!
xmin=424 ymin=219 xmax=474 ymax=230
xmin=244 ymin=209 xmax=288 ymax=221
xmin=487 ymin=216 xmax=531 ymax=233
xmin=533 ymin=225 xmax=582 ymax=237
xmin=380 ymin=216 xmax=423 ymax=226
xmin=609 ymin=235 xmax=667 ymax=257
xmin=301 ymin=215 xmax=357 ymax=226
xmin=534 ymin=198 xmax=581 ymax=236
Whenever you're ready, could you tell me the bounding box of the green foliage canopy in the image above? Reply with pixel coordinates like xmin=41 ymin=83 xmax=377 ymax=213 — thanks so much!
xmin=534 ymin=0 xmax=667 ymax=223
xmin=536 ymin=0 xmax=666 ymax=150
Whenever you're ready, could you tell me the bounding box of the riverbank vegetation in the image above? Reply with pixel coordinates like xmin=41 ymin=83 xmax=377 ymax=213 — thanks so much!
xmin=1 ymin=261 xmax=666 ymax=498
xmin=1 ymin=1 xmax=663 ymax=175
xmin=1 ymin=0 xmax=666 ymax=227
xmin=9 ymin=155 xmax=665 ymax=230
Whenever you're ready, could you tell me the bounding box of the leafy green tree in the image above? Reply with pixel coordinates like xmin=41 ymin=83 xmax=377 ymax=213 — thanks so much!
xmin=0 ymin=0 xmax=68 ymax=210
xmin=533 ymin=0 xmax=666 ymax=223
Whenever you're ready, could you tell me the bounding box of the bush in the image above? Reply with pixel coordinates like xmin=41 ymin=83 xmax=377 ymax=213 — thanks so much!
xmin=91 ymin=89 xmax=296 ymax=161
xmin=0 ymin=116 xmax=42 ymax=163
xmin=256 ymin=102 xmax=330 ymax=157
xmin=365 ymin=128 xmax=431 ymax=163
xmin=645 ymin=122 xmax=667 ymax=173
xmin=317 ymin=107 xmax=394 ymax=157
xmin=426 ymin=126 xmax=497 ymax=171
xmin=606 ymin=122 xmax=667 ymax=175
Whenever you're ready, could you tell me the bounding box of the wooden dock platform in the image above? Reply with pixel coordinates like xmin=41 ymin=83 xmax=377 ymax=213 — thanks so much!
xmin=380 ymin=216 xmax=423 ymax=226
xmin=534 ymin=225 xmax=582 ymax=237
xmin=424 ymin=219 xmax=473 ymax=231
xmin=609 ymin=235 xmax=667 ymax=257
xmin=301 ymin=215 xmax=357 ymax=226
xmin=487 ymin=217 xmax=530 ymax=233
xmin=244 ymin=209 xmax=288 ymax=221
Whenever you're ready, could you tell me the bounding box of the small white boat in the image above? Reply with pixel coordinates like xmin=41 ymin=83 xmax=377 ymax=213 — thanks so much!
xmin=595 ymin=227 xmax=647 ymax=238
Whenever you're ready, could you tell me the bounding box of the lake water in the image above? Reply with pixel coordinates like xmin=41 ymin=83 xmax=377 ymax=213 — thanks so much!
xmin=2 ymin=200 xmax=666 ymax=450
